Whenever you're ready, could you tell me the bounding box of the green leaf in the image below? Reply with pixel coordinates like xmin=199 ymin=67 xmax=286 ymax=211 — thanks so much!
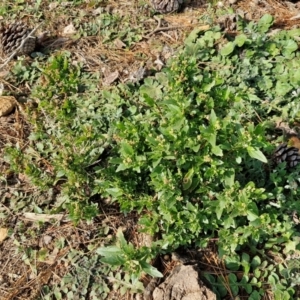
xmin=247 ymin=147 xmax=268 ymax=163
xmin=225 ymin=256 xmax=240 ymax=271
xmin=184 ymin=28 xmax=202 ymax=45
xmin=247 ymin=202 xmax=259 ymax=221
xmin=220 ymin=42 xmax=235 ymax=56
xmin=283 ymin=240 xmax=296 ymax=254
xmin=140 ymin=261 xmax=163 ymax=277
xmin=249 ymin=290 xmax=261 ymax=300
xmin=242 ymin=253 xmax=250 ymax=263
xmin=120 ymin=142 xmax=134 ymax=156
xmin=106 ymin=188 xmax=123 ymax=197
xmin=235 ymin=34 xmax=247 ymax=47
xmin=224 ymin=170 xmax=235 ymax=187
xmin=212 ymin=145 xmax=223 ymax=157
xmin=257 ymin=14 xmax=274 ymax=33
xmin=116 ymin=163 xmax=129 ymax=172
xmin=251 ymin=255 xmax=261 ymax=269
xmin=210 ymin=109 xmax=217 ymax=125
xmin=100 ymin=254 xmax=126 ymax=266
xmin=275 ymin=81 xmax=293 ymax=96
xmin=183 ymin=168 xmax=195 ymax=190
xmin=96 ymin=246 xmax=123 ymax=256
xmin=282 ymin=40 xmax=298 ymax=56
xmin=116 ymin=229 xmax=128 ymax=249
xmin=228 ymin=273 xmax=239 ymax=296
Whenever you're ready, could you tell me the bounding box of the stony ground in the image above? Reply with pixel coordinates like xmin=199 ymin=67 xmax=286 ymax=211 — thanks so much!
xmin=0 ymin=0 xmax=299 ymax=299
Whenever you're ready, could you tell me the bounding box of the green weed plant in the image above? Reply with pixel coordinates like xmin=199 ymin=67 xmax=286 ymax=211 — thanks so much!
xmin=5 ymin=14 xmax=300 ymax=298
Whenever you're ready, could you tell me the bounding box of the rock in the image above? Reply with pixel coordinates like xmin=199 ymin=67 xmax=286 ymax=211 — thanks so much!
xmin=0 ymin=96 xmax=17 ymax=116
xmin=152 ymin=264 xmax=216 ymax=300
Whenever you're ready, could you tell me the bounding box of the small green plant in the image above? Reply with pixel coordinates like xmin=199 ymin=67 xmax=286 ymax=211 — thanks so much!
xmin=41 ymin=250 xmax=112 ymax=300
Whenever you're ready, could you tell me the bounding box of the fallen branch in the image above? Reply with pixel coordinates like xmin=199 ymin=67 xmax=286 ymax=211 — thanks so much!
xmin=142 ymin=16 xmax=186 ymax=39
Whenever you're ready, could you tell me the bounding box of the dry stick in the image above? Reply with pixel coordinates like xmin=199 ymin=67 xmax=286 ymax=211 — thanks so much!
xmin=143 ymin=16 xmax=186 ymax=39
xmin=0 ymin=24 xmax=42 ymax=71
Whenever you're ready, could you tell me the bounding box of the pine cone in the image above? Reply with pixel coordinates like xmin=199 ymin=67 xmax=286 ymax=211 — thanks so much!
xmin=151 ymin=0 xmax=184 ymax=13
xmin=0 ymin=21 xmax=36 ymax=57
xmin=273 ymin=143 xmax=300 ymax=168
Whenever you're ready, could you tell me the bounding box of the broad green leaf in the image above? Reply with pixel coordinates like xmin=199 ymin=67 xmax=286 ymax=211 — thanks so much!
xmin=140 ymin=261 xmax=163 ymax=277
xmin=249 ymin=290 xmax=261 ymax=300
xmin=116 ymin=163 xmax=129 ymax=172
xmin=275 ymin=81 xmax=293 ymax=96
xmin=247 ymin=147 xmax=268 ymax=163
xmin=96 ymin=246 xmax=123 ymax=256
xmin=247 ymin=202 xmax=259 ymax=221
xmin=242 ymin=253 xmax=250 ymax=263
xmin=212 ymin=145 xmax=223 ymax=156
xmin=282 ymin=39 xmax=298 ymax=56
xmin=228 ymin=273 xmax=239 ymax=296
xmin=207 ymin=132 xmax=216 ymax=147
xmin=283 ymin=240 xmax=296 ymax=254
xmin=143 ymin=94 xmax=155 ymax=106
xmin=210 ymin=109 xmax=217 ymax=125
xmin=225 ymin=256 xmax=240 ymax=271
xmin=235 ymin=34 xmax=247 ymax=47
xmin=184 ymin=27 xmax=202 ymax=45
xmin=251 ymin=255 xmax=261 ymax=269
xmin=100 ymin=255 xmax=126 ymax=266
xmin=224 ymin=169 xmax=235 ymax=187
xmin=183 ymin=168 xmax=194 ymax=190
xmin=236 ymin=156 xmax=242 ymax=164
xmin=116 ymin=229 xmax=128 ymax=249
xmin=220 ymin=41 xmax=235 ymax=56
xmin=106 ymin=188 xmax=123 ymax=197
xmin=292 ymin=69 xmax=300 ymax=83
xmin=257 ymin=14 xmax=274 ymax=33
xmin=120 ymin=142 xmax=134 ymax=156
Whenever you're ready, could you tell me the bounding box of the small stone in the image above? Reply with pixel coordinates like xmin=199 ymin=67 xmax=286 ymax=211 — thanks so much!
xmin=0 ymin=96 xmax=16 ymax=116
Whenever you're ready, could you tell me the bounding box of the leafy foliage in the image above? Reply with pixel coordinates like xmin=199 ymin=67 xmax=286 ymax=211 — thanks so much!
xmin=4 ymin=13 xmax=300 ymax=298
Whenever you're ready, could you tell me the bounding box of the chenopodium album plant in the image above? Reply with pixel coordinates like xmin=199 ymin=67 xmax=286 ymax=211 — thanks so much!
xmin=94 ymin=13 xmax=300 ymax=287
xmin=4 ymin=13 xmax=300 ymax=296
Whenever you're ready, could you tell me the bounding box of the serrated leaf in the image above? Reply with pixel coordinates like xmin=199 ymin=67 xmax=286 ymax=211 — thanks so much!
xmin=247 ymin=147 xmax=268 ymax=163
xmin=220 ymin=42 xmax=235 ymax=56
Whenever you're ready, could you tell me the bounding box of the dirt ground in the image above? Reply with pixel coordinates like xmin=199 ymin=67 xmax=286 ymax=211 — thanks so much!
xmin=0 ymin=0 xmax=300 ymax=299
